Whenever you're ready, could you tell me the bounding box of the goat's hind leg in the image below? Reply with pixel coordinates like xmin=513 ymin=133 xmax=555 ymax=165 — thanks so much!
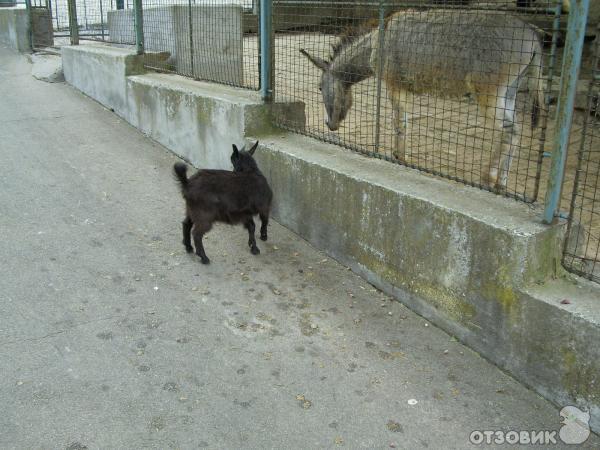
xmin=182 ymin=216 xmax=193 ymax=253
xmin=245 ymin=218 xmax=260 ymax=255
xmin=259 ymin=212 xmax=269 ymax=241
xmin=192 ymin=224 xmax=211 ymax=264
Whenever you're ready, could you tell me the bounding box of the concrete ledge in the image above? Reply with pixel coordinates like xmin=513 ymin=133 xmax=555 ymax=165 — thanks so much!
xmin=516 ymin=280 xmax=600 ymax=433
xmin=253 ymin=134 xmax=599 ymax=433
xmin=0 ymin=6 xmax=30 ymax=52
xmin=62 ymin=45 xmax=144 ymax=119
xmin=62 ymin=44 xmax=305 ymax=169
xmin=257 ymin=134 xmax=563 ymax=291
xmin=125 ymin=73 xmax=304 ymax=169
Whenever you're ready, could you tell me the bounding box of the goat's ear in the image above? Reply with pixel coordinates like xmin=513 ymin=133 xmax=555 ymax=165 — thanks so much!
xmin=248 ymin=141 xmax=259 ymax=156
xmin=300 ymin=49 xmax=329 ymax=71
xmin=232 ymin=144 xmax=239 ymax=157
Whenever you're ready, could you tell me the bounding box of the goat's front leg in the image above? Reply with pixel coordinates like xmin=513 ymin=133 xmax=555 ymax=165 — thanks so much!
xmin=259 ymin=212 xmax=269 ymax=241
xmin=244 ymin=218 xmax=260 ymax=255
xmin=182 ymin=216 xmax=193 ymax=253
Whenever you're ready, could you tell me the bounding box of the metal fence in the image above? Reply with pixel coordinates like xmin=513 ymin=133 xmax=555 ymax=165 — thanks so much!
xmin=272 ymin=1 xmax=563 ymax=202
xmin=140 ymin=0 xmax=259 ymax=89
xmin=67 ymin=0 xmax=136 ymax=43
xmin=563 ymin=26 xmax=600 ymax=282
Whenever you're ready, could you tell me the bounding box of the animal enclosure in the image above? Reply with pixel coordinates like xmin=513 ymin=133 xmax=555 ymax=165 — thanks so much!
xmin=272 ymin=1 xmax=564 ymax=201
xmin=40 ymin=0 xmax=600 ymax=282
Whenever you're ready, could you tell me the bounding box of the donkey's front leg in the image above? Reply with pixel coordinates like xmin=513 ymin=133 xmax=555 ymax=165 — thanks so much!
xmin=489 ymin=84 xmax=519 ymax=191
xmin=390 ymin=88 xmax=408 ymax=162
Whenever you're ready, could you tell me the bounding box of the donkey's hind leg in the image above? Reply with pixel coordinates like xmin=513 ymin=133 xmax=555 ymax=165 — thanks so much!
xmin=497 ymin=81 xmax=521 ymax=189
xmin=389 ymin=87 xmax=408 ymax=162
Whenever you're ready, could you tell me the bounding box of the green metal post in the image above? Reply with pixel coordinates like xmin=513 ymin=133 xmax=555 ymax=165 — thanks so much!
xmin=260 ymin=0 xmax=273 ymax=102
xmin=67 ymin=0 xmax=79 ymax=45
xmin=374 ymin=1 xmax=387 ymax=154
xmin=134 ymin=0 xmax=144 ymax=55
xmin=24 ymin=0 xmax=33 ymax=50
xmin=542 ymin=0 xmax=590 ymax=224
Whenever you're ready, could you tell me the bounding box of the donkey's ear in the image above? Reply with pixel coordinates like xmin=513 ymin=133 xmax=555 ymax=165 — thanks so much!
xmin=232 ymin=144 xmax=239 ymax=156
xmin=248 ymin=141 xmax=259 ymax=156
xmin=300 ymin=49 xmax=329 ymax=71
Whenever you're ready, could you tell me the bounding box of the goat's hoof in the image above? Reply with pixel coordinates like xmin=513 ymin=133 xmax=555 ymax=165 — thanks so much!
xmin=260 ymin=234 xmax=267 ymax=241
xmin=184 ymin=245 xmax=194 ymax=253
xmin=251 ymin=246 xmax=260 ymax=255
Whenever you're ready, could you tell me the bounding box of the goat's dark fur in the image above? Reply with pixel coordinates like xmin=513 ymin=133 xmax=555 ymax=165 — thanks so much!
xmin=173 ymin=141 xmax=273 ymax=264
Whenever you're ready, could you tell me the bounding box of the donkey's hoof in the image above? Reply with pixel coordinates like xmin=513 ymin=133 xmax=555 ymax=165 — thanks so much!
xmin=184 ymin=245 xmax=194 ymax=253
xmin=493 ymin=183 xmax=508 ymax=194
xmin=251 ymin=246 xmax=260 ymax=255
xmin=391 ymin=151 xmax=406 ymax=163
xmin=260 ymin=234 xmax=267 ymax=241
xmin=199 ymin=256 xmax=210 ymax=264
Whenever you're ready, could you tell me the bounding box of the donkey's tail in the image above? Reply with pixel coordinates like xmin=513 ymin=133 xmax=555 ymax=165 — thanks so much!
xmin=173 ymin=162 xmax=189 ymax=194
xmin=530 ymin=39 xmax=546 ymax=129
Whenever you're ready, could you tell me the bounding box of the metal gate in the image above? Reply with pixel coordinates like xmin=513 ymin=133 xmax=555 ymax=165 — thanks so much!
xmin=26 ymin=0 xmax=55 ymax=49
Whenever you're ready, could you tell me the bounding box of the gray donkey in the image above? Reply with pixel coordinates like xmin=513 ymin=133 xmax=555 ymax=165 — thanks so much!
xmin=301 ymin=9 xmax=545 ymax=189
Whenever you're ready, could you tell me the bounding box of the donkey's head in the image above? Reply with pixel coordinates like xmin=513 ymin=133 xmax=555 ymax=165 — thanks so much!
xmin=300 ymin=49 xmax=353 ymax=131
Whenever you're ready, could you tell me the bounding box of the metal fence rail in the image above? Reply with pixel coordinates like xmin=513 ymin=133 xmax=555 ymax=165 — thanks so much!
xmin=563 ymin=25 xmax=600 ymax=282
xmin=272 ymin=0 xmax=562 ymax=202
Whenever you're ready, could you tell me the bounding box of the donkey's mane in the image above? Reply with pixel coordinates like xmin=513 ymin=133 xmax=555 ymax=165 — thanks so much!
xmin=330 ymin=9 xmax=430 ymax=60
xmin=331 ymin=19 xmax=380 ymax=59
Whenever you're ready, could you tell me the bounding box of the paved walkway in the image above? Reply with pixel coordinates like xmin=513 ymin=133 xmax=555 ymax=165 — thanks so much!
xmin=1 ymin=45 xmax=597 ymax=449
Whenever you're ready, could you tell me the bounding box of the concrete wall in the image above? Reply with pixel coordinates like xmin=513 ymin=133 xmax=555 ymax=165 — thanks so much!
xmin=255 ymin=134 xmax=600 ymax=434
xmin=108 ymin=5 xmax=243 ymax=85
xmin=62 ymin=44 xmax=304 ymax=170
xmin=61 ymin=44 xmax=600 ymax=434
xmin=0 ymin=6 xmax=30 ymax=52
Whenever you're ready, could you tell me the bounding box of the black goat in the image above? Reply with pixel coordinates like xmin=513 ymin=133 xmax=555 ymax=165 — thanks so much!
xmin=173 ymin=141 xmax=273 ymax=264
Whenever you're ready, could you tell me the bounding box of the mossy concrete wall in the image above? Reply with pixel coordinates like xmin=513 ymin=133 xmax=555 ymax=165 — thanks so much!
xmin=0 ymin=6 xmax=30 ymax=52
xmin=254 ymin=134 xmax=599 ymax=433
xmin=62 ymin=44 xmax=304 ymax=170
xmin=61 ymin=44 xmax=600 ymax=433
xmin=125 ymin=73 xmax=304 ymax=169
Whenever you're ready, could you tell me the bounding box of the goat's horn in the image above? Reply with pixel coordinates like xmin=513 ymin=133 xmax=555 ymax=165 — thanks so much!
xmin=249 ymin=141 xmax=259 ymax=156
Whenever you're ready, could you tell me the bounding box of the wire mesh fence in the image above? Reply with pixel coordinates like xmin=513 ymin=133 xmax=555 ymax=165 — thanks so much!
xmin=76 ymin=0 xmax=136 ymax=43
xmin=272 ymin=0 xmax=564 ymax=202
xmin=563 ymin=29 xmax=600 ymax=283
xmin=141 ymin=0 xmax=258 ymax=89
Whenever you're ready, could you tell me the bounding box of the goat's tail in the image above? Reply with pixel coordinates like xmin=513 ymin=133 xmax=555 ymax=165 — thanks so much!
xmin=530 ymin=39 xmax=546 ymax=129
xmin=173 ymin=162 xmax=189 ymax=193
